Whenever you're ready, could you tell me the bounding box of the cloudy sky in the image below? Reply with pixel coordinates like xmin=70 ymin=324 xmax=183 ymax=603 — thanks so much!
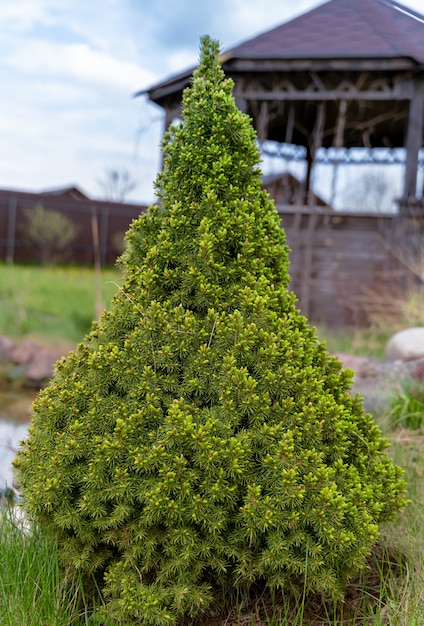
xmin=1 ymin=0 xmax=423 ymax=204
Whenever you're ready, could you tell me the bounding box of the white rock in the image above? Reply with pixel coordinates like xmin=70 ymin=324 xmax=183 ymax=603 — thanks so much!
xmin=385 ymin=327 xmax=424 ymax=361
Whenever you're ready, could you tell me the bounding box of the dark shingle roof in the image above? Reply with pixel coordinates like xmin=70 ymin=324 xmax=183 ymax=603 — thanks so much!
xmin=140 ymin=0 xmax=424 ymax=102
xmin=223 ymin=0 xmax=424 ymax=63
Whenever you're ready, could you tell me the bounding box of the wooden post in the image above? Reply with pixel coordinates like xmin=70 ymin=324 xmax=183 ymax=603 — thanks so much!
xmin=300 ymin=102 xmax=325 ymax=317
xmin=330 ymin=100 xmax=347 ymax=208
xmin=285 ymin=105 xmax=295 ymax=145
xmin=91 ymin=206 xmax=104 ymax=320
xmin=163 ymin=103 xmax=181 ymax=133
xmin=402 ymin=77 xmax=424 ymax=204
xmin=6 ymin=196 xmax=17 ymax=264
xmin=257 ymin=101 xmax=269 ymax=144
xmin=160 ymin=102 xmax=182 ymax=169
xmin=99 ymin=209 xmax=109 ymax=266
xmin=234 ymin=95 xmax=248 ymax=114
xmin=305 ymin=102 xmax=326 ymax=205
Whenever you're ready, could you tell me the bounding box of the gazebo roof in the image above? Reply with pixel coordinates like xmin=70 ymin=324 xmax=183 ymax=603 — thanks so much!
xmin=140 ymin=0 xmax=424 ymax=103
xmin=223 ymin=0 xmax=424 ymax=64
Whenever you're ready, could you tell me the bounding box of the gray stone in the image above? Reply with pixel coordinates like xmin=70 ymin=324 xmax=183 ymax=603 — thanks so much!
xmin=385 ymin=327 xmax=424 ymax=361
xmin=0 ymin=337 xmax=72 ymax=389
xmin=27 ymin=348 xmax=65 ymax=386
xmin=335 ymin=353 xmax=378 ymax=379
xmin=10 ymin=340 xmax=39 ymax=365
xmin=0 ymin=336 xmax=15 ymax=361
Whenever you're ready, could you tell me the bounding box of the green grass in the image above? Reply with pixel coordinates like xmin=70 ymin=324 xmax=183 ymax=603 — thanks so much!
xmin=0 ymin=263 xmax=122 ymax=345
xmin=0 ymin=262 xmax=420 ymax=359
xmin=387 ymin=381 xmax=424 ymax=431
xmin=315 ymin=323 xmax=403 ymax=360
xmin=316 ymin=288 xmax=424 ymax=360
xmin=0 ymin=506 xmax=114 ymax=625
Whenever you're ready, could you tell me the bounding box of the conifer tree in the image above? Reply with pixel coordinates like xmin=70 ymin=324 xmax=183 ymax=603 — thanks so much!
xmin=14 ymin=37 xmax=407 ymax=625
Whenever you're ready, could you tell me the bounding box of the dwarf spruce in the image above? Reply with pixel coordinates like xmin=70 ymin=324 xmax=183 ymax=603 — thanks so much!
xmin=14 ymin=37 xmax=407 ymax=625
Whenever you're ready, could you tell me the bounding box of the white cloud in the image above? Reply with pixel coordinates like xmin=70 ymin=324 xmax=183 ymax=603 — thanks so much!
xmin=165 ymin=50 xmax=197 ymax=76
xmin=1 ymin=0 xmax=423 ymax=207
xmin=5 ymin=40 xmax=157 ymax=92
xmin=0 ymin=0 xmax=57 ymax=32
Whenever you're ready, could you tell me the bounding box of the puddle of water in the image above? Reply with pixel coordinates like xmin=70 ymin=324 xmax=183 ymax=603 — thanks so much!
xmin=0 ymin=388 xmax=37 ymax=489
xmin=0 ymin=388 xmax=36 ymax=423
xmin=0 ymin=421 xmax=28 ymax=489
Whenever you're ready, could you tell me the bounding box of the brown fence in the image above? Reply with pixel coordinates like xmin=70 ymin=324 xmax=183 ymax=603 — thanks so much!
xmin=0 ymin=190 xmax=147 ymax=266
xmin=0 ymin=190 xmax=420 ymax=327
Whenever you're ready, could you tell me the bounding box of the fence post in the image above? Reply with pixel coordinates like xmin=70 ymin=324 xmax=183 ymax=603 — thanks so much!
xmin=6 ymin=196 xmax=17 ymax=264
xmin=100 ymin=208 xmax=109 ymax=266
xmin=90 ymin=205 xmax=104 ymax=319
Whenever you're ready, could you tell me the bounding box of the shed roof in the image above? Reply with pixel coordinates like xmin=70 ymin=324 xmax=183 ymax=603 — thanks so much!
xmin=0 ymin=187 xmax=146 ymax=211
xmin=39 ymin=185 xmax=90 ymax=200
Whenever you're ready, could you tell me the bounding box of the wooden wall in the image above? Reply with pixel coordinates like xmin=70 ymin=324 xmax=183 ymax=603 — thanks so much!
xmin=279 ymin=206 xmax=419 ymax=328
xmin=0 ymin=191 xmax=147 ymax=266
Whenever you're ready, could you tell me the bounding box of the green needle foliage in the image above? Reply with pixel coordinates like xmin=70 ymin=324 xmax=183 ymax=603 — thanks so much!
xmin=14 ymin=37 xmax=407 ymax=625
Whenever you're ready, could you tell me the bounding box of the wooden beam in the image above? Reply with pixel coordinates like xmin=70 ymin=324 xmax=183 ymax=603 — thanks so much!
xmin=402 ymin=77 xmax=424 ymax=200
xmin=285 ymin=105 xmax=295 ymax=144
xmin=146 ymin=76 xmax=192 ymax=103
xmin=354 ymin=109 xmax=407 ymax=131
xmin=330 ymin=100 xmax=347 ymax=206
xmin=234 ymin=76 xmax=248 ymax=112
xmin=306 ymin=102 xmax=326 ymax=204
xmin=234 ymin=95 xmax=248 ymax=112
xmin=256 ymin=101 xmax=269 ymax=143
xmin=163 ymin=104 xmax=181 ymax=133
xmin=299 ymin=212 xmax=318 ymax=318
xmin=300 ymin=102 xmax=325 ymax=317
xmin=226 ymin=58 xmax=416 ymax=73
xmin=160 ymin=104 xmax=182 ymax=169
xmin=6 ymin=196 xmax=17 ymax=265
xmin=232 ymin=87 xmax=413 ymax=101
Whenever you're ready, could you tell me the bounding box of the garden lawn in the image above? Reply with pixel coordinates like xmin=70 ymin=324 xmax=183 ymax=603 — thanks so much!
xmin=0 ymin=263 xmax=121 ymax=344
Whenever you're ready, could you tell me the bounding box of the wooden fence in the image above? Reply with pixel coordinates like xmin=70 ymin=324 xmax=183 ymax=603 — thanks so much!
xmin=0 ymin=189 xmax=420 ymax=327
xmin=0 ymin=190 xmax=147 ymax=266
xmin=279 ymin=205 xmax=421 ymax=327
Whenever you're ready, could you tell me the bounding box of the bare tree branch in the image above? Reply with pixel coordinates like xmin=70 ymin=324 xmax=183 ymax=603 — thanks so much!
xmin=98 ymin=168 xmax=137 ymax=203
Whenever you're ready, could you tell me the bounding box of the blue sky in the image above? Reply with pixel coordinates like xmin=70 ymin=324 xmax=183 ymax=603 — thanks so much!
xmin=1 ymin=0 xmax=423 ymax=204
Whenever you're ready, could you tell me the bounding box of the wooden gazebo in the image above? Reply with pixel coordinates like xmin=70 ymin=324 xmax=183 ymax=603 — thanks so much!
xmin=137 ymin=0 xmax=424 ymax=326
